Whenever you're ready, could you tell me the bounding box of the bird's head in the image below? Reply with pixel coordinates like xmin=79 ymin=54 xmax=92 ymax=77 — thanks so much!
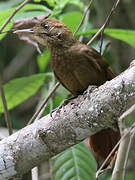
xmin=14 ymin=19 xmax=76 ymax=49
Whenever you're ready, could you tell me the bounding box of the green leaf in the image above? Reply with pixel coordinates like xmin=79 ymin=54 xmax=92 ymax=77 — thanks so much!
xmin=55 ymin=0 xmax=72 ymax=9
xmin=0 ymin=4 xmax=52 ymax=40
xmin=51 ymin=0 xmax=70 ymax=16
xmin=51 ymin=143 xmax=97 ymax=180
xmin=13 ymin=4 xmax=52 ymax=20
xmin=33 ymin=0 xmax=57 ymax=7
xmin=53 ymin=85 xmax=69 ymax=108
xmin=0 ymin=73 xmax=51 ymax=113
xmin=60 ymin=11 xmax=83 ymax=33
xmin=42 ymin=0 xmax=56 ymax=7
xmin=18 ymin=4 xmax=52 ymax=13
xmin=13 ymin=11 xmax=47 ymax=20
xmin=124 ymin=115 xmax=135 ymax=128
xmin=104 ymin=29 xmax=135 ymax=48
xmin=0 ymin=8 xmax=14 ymax=40
xmin=125 ymin=172 xmax=135 ymax=180
xmin=69 ymin=0 xmax=84 ymax=10
xmin=0 ymin=0 xmax=24 ymax=11
xmin=76 ymin=29 xmax=135 ymax=48
xmin=33 ymin=0 xmax=41 ymax=2
xmin=37 ymin=49 xmax=51 ymax=72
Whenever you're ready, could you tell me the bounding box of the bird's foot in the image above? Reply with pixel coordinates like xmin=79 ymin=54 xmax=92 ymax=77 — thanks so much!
xmin=83 ymin=85 xmax=97 ymax=95
xmin=50 ymin=97 xmax=76 ymax=118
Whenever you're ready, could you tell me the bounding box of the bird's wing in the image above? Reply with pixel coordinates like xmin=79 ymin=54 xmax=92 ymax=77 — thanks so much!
xmin=79 ymin=45 xmax=116 ymax=80
xmin=53 ymin=70 xmax=81 ymax=95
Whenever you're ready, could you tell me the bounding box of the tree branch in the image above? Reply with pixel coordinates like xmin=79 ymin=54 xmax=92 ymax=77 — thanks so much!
xmin=0 ymin=60 xmax=135 ymax=179
xmin=0 ymin=80 xmax=13 ymax=135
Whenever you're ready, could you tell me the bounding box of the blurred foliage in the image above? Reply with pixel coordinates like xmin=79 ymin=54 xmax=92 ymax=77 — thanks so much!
xmin=0 ymin=73 xmax=52 ymax=113
xmin=51 ymin=143 xmax=97 ymax=180
xmin=124 ymin=115 xmax=135 ymax=128
xmin=60 ymin=11 xmax=83 ymax=32
xmin=77 ymin=29 xmax=135 ymax=48
xmin=0 ymin=0 xmax=135 ymax=180
xmin=37 ymin=49 xmax=50 ymax=72
xmin=0 ymin=3 xmax=52 ymax=40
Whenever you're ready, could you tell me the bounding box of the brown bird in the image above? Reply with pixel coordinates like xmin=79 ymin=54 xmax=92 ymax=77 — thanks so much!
xmin=14 ymin=18 xmax=120 ymax=165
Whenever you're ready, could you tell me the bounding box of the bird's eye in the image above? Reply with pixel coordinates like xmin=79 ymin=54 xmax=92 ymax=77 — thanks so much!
xmin=43 ymin=24 xmax=50 ymax=30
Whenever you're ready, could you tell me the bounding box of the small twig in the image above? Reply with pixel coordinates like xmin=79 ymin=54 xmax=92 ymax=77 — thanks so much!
xmin=99 ymin=0 xmax=120 ymax=54
xmin=118 ymin=103 xmax=135 ymax=134
xmin=122 ymin=132 xmax=133 ymax=180
xmin=87 ymin=0 xmax=120 ymax=46
xmin=33 ymin=81 xmax=54 ymax=122
xmin=79 ymin=6 xmax=90 ymax=42
xmin=0 ymin=79 xmax=13 ymax=135
xmin=96 ymin=137 xmax=121 ymax=178
xmin=119 ymin=104 xmax=135 ymax=124
xmin=27 ymin=82 xmax=60 ymax=125
xmin=0 ymin=0 xmax=31 ymax=33
xmin=0 ymin=0 xmax=31 ymax=136
xmin=0 ymin=30 xmax=13 ymax=34
xmin=102 ymin=40 xmax=111 ymax=55
xmin=97 ymin=104 xmax=135 ymax=179
xmin=96 ymin=127 xmax=134 ymax=179
xmin=73 ymin=0 xmax=93 ymax=36
xmin=0 ymin=2 xmax=31 ymax=179
xmin=111 ymin=104 xmax=135 ymax=180
xmin=96 ymin=104 xmax=135 ymax=178
xmin=31 ymin=167 xmax=38 ymax=180
xmin=111 ymin=129 xmax=131 ymax=180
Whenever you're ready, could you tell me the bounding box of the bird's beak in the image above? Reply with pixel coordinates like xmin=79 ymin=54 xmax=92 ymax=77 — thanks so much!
xmin=13 ymin=28 xmax=34 ymax=34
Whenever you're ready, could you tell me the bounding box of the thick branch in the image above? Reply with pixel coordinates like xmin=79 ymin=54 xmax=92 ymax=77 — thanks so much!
xmin=0 ymin=60 xmax=135 ymax=179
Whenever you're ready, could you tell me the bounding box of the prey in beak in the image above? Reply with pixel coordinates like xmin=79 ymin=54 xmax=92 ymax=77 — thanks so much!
xmin=13 ymin=28 xmax=43 ymax=55
xmin=13 ymin=28 xmax=34 ymax=34
xmin=13 ymin=17 xmax=73 ymax=51
xmin=13 ymin=14 xmax=52 ymax=54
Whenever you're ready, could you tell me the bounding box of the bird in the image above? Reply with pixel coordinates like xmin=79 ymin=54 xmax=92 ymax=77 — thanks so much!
xmin=14 ymin=18 xmax=120 ymax=165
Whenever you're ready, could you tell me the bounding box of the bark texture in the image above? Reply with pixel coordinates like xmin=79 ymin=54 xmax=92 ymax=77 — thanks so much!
xmin=0 ymin=60 xmax=135 ymax=179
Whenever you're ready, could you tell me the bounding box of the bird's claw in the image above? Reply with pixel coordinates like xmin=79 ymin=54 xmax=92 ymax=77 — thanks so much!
xmin=83 ymin=85 xmax=97 ymax=95
xmin=50 ymin=98 xmax=70 ymax=119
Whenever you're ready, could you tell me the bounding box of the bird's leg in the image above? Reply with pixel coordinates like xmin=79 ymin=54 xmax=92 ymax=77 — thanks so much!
xmin=50 ymin=85 xmax=98 ymax=118
xmin=83 ymin=85 xmax=98 ymax=95
xmin=50 ymin=95 xmax=77 ymax=118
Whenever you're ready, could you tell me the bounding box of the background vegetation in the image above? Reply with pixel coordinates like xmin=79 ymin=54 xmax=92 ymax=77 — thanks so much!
xmin=0 ymin=0 xmax=135 ymax=179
